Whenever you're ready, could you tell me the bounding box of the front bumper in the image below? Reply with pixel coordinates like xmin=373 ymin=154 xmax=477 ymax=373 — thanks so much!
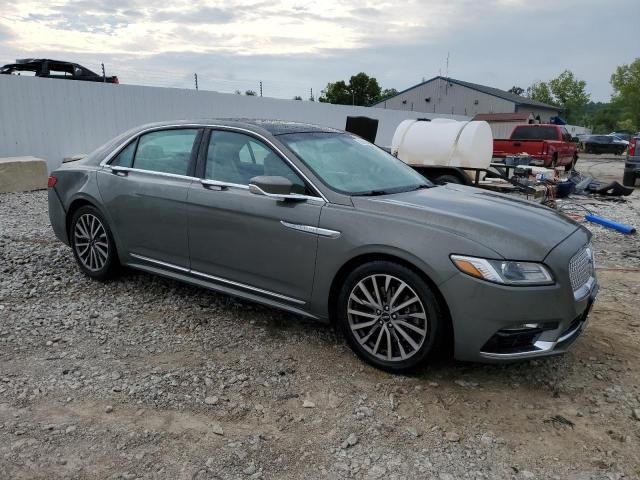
xmin=440 ymin=228 xmax=597 ymax=363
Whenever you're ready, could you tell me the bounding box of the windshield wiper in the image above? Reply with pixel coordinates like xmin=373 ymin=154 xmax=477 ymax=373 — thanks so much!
xmin=410 ymin=183 xmax=431 ymax=191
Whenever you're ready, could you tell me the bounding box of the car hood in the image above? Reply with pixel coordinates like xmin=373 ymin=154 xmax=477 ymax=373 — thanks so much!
xmin=352 ymin=184 xmax=580 ymax=261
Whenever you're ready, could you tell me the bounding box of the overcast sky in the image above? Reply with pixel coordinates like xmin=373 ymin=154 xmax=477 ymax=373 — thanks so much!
xmin=0 ymin=0 xmax=638 ymax=102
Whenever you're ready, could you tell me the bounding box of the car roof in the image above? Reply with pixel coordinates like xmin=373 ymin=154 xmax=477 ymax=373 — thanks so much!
xmin=127 ymin=119 xmax=343 ymax=137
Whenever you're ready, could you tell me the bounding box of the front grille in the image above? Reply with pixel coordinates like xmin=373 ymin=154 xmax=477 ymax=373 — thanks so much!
xmin=569 ymin=244 xmax=594 ymax=292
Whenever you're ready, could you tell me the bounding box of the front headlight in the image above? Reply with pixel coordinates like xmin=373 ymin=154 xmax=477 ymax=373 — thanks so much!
xmin=450 ymin=255 xmax=554 ymax=286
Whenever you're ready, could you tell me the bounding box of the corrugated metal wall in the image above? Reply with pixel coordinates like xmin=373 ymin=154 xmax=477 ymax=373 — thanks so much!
xmin=373 ymin=79 xmax=515 ymax=116
xmin=0 ymin=76 xmax=468 ymax=170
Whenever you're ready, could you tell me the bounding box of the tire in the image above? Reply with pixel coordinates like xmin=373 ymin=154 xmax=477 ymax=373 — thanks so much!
xmin=550 ymin=154 xmax=558 ymax=169
xmin=435 ymin=174 xmax=462 ymax=184
xmin=565 ymin=154 xmax=578 ymax=172
xmin=69 ymin=205 xmax=120 ymax=280
xmin=337 ymin=261 xmax=445 ymax=372
xmin=622 ymin=171 xmax=636 ymax=187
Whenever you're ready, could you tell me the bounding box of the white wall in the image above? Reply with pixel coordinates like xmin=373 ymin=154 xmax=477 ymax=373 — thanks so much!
xmin=0 ymin=76 xmax=468 ymax=171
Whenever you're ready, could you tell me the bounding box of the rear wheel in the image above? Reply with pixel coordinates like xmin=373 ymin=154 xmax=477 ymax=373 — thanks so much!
xmin=70 ymin=205 xmax=119 ymax=280
xmin=565 ymin=154 xmax=578 ymax=172
xmin=622 ymin=171 xmax=636 ymax=187
xmin=337 ymin=261 xmax=444 ymax=372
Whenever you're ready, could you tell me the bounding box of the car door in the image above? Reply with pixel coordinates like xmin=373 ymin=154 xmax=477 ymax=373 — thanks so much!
xmin=97 ymin=127 xmax=202 ymax=269
xmin=187 ymin=129 xmax=325 ymax=303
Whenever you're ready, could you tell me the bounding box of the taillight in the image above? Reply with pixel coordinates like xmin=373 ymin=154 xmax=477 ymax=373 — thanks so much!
xmin=630 ymin=138 xmax=637 ymax=156
xmin=47 ymin=176 xmax=57 ymax=188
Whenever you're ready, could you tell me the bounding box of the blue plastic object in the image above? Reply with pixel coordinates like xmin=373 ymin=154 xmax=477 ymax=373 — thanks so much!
xmin=585 ymin=214 xmax=636 ymax=234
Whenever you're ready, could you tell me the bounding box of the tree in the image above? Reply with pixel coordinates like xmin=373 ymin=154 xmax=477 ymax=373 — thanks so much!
xmin=548 ymin=70 xmax=590 ymax=124
xmin=293 ymin=95 xmax=303 ymax=101
xmin=379 ymin=88 xmax=399 ymax=102
xmin=245 ymin=90 xmax=257 ymax=96
xmin=527 ymin=81 xmax=555 ymax=105
xmin=610 ymin=58 xmax=640 ymax=130
xmin=508 ymin=86 xmax=524 ymax=96
xmin=319 ymin=73 xmax=383 ymax=106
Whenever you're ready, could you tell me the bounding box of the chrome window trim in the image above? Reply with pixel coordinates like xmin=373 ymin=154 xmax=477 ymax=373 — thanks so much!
xmin=100 ymin=123 xmax=328 ymax=203
xmin=280 ymin=221 xmax=341 ymax=238
xmin=129 ymin=253 xmax=305 ymax=305
xmin=104 ymin=165 xmax=198 ymax=182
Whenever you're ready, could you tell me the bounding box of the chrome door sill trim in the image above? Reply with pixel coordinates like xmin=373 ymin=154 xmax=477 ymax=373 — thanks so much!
xmin=129 ymin=253 xmax=305 ymax=305
xmin=130 ymin=253 xmax=190 ymax=273
xmin=280 ymin=221 xmax=341 ymax=238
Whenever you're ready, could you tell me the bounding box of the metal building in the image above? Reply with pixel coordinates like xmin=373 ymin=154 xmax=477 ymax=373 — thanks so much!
xmin=372 ymin=76 xmax=560 ymax=122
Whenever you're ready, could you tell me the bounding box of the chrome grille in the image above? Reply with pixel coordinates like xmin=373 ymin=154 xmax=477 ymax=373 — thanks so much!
xmin=569 ymin=244 xmax=594 ymax=292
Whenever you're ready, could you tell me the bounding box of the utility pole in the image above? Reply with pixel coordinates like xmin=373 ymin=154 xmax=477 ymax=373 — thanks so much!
xmin=194 ymin=73 xmax=198 ymax=90
xmin=101 ymin=63 xmax=105 ymax=82
xmin=310 ymin=88 xmax=314 ymax=101
xmin=259 ymin=81 xmax=263 ymax=97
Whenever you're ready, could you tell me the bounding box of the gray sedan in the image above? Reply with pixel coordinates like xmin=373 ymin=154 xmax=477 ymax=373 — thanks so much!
xmin=48 ymin=119 xmax=598 ymax=371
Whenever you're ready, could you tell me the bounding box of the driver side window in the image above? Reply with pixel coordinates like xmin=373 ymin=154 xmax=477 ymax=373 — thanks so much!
xmin=205 ymin=130 xmax=308 ymax=194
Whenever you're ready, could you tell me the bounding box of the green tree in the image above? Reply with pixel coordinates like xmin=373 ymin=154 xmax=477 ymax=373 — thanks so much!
xmin=527 ymin=81 xmax=555 ymax=105
xmin=245 ymin=90 xmax=257 ymax=96
xmin=508 ymin=86 xmax=524 ymax=96
xmin=319 ymin=73 xmax=383 ymax=106
xmin=379 ymin=88 xmax=399 ymax=102
xmin=548 ymin=70 xmax=590 ymax=123
xmin=293 ymin=95 xmax=303 ymax=101
xmin=610 ymin=58 xmax=640 ymax=130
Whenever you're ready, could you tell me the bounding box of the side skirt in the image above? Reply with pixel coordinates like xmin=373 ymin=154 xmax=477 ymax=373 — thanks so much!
xmin=125 ymin=261 xmax=322 ymax=321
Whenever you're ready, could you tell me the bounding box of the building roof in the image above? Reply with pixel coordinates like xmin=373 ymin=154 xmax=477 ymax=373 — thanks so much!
xmin=472 ymin=112 xmax=534 ymax=122
xmin=372 ymin=76 xmax=559 ymax=111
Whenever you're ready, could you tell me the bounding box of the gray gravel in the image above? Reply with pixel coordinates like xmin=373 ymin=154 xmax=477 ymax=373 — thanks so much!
xmin=1 ymin=162 xmax=639 ymax=479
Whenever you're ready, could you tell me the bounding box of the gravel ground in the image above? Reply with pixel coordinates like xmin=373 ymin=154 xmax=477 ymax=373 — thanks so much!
xmin=0 ymin=156 xmax=639 ymax=480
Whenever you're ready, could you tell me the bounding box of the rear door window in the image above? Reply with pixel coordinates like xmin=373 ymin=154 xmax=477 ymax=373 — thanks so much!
xmin=132 ymin=129 xmax=199 ymax=176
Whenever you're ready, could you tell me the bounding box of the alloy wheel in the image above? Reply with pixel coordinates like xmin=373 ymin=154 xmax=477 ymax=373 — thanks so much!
xmin=347 ymin=274 xmax=428 ymax=362
xmin=73 ymin=213 xmax=109 ymax=272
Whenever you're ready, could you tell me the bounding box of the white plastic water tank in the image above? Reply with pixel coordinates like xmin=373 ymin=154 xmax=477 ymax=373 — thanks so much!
xmin=391 ymin=118 xmax=493 ymax=170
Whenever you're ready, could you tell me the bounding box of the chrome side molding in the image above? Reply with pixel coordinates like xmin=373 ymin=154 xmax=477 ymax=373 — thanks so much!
xmin=280 ymin=221 xmax=341 ymax=238
xmin=129 ymin=253 xmax=305 ymax=305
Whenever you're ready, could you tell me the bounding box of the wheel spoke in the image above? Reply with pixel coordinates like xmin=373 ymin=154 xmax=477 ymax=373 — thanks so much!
xmin=372 ymin=327 xmax=384 ymax=354
xmin=350 ymin=318 xmax=379 ymax=330
xmin=360 ymin=323 xmax=381 ymax=345
xmin=371 ymin=276 xmax=383 ymax=308
xmin=348 ymin=309 xmax=379 ymax=320
xmin=385 ymin=328 xmax=392 ymax=360
xmin=391 ymin=329 xmax=408 ymax=360
xmin=389 ymin=283 xmax=406 ymax=309
xmin=391 ymin=296 xmax=419 ymax=313
xmin=394 ymin=319 xmax=426 ymax=335
xmin=357 ymin=281 xmax=380 ymax=308
xmin=393 ymin=322 xmax=420 ymax=351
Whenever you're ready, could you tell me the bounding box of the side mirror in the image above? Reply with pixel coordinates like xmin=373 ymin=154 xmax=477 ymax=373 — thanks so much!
xmin=248 ymin=176 xmax=306 ymax=201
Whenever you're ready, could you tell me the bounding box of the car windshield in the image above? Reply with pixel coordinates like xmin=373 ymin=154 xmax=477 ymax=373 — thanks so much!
xmin=278 ymin=132 xmax=432 ymax=195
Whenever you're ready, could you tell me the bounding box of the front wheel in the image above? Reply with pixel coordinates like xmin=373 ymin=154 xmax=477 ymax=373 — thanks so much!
xmin=70 ymin=205 xmax=120 ymax=280
xmin=337 ymin=261 xmax=444 ymax=372
xmin=565 ymin=154 xmax=578 ymax=172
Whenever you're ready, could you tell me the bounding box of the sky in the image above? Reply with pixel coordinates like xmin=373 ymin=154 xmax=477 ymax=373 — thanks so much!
xmin=0 ymin=0 xmax=638 ymax=102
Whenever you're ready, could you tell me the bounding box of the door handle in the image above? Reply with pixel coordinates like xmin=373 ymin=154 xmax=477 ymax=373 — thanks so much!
xmin=110 ymin=166 xmax=129 ymax=176
xmin=200 ymin=179 xmax=229 ymax=190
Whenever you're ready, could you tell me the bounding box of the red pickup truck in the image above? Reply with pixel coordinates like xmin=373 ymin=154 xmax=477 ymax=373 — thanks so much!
xmin=493 ymin=124 xmax=578 ymax=171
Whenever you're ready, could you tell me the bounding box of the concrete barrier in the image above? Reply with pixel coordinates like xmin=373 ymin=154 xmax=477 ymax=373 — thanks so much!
xmin=0 ymin=156 xmax=48 ymax=193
